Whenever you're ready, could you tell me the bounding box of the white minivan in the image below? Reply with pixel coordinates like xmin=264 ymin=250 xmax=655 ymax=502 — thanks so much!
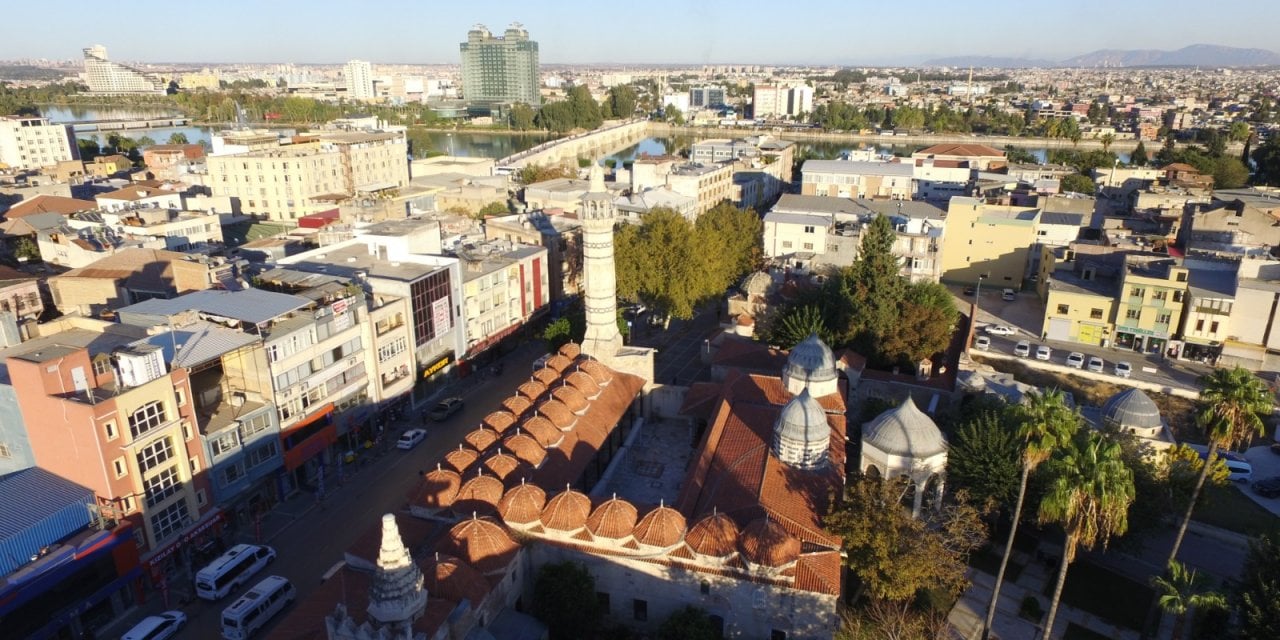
xmin=221 ymin=575 xmax=295 ymax=639
xmin=196 ymin=544 xmax=276 ymax=600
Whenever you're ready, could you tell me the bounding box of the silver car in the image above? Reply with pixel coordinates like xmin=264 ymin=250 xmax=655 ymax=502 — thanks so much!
xmin=1014 ymin=340 xmax=1031 ymax=357
xmin=1066 ymin=352 xmax=1085 ymax=368
xmin=1087 ymin=356 xmax=1104 ymax=373
xmin=1114 ymin=361 xmax=1132 ymax=378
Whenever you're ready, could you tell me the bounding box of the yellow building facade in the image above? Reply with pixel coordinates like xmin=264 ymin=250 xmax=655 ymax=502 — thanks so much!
xmin=940 ymin=197 xmax=1039 ymax=287
xmin=1114 ymin=259 xmax=1188 ymax=355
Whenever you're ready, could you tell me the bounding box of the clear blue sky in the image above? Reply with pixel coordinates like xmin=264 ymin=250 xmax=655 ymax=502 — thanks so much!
xmin=7 ymin=0 xmax=1278 ymax=65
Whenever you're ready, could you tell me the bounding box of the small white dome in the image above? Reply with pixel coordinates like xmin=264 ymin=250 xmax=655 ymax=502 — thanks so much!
xmin=772 ymin=389 xmax=831 ymax=470
xmin=1102 ymin=388 xmax=1162 ymax=432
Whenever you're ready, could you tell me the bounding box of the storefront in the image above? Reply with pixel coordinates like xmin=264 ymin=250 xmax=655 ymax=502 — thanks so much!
xmin=142 ymin=507 xmax=227 ymax=584
xmin=278 ymin=405 xmax=337 ymax=496
xmin=413 ymin=352 xmax=454 ymax=406
xmin=1180 ymin=338 xmax=1222 ymax=364
xmin=1114 ymin=326 xmax=1167 ymax=355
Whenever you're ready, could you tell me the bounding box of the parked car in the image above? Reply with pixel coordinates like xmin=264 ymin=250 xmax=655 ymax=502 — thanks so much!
xmin=1253 ymin=476 xmax=1280 ymax=499
xmin=1035 ymin=345 xmax=1052 ymax=361
xmin=985 ymin=324 xmax=1017 ymax=336
xmin=122 ymin=611 xmax=187 ymax=640
xmin=1271 ymin=442 xmax=1280 ymax=456
xmin=1114 ymin=362 xmax=1133 ymax=378
xmin=396 ymin=429 xmax=427 ymax=450
xmin=1066 ymin=352 xmax=1085 ymax=368
xmin=1087 ymin=356 xmax=1104 ymax=373
xmin=1014 ymin=340 xmax=1031 ymax=357
xmin=962 ymin=286 xmax=976 ymax=296
xmin=428 ymin=397 xmax=464 ymax=422
xmin=974 ymin=335 xmax=991 ymax=350
xmin=1002 ymin=288 xmax=1016 ymax=301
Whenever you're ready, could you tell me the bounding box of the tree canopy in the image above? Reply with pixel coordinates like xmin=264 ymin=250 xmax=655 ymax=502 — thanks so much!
xmin=1237 ymin=532 xmax=1280 ymax=639
xmin=532 ymin=561 xmax=602 ymax=640
xmin=946 ymin=403 xmax=1022 ymax=513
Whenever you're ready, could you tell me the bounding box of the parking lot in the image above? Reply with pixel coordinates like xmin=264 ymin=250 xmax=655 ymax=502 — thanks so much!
xmin=955 ymin=286 xmax=1210 ymax=393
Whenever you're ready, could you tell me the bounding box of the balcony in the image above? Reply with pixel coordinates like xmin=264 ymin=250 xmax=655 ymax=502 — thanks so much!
xmin=375 ymin=318 xmax=405 ymax=337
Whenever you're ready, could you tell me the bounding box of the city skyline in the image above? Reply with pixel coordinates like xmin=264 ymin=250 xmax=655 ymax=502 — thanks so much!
xmin=5 ymin=0 xmax=1280 ymax=66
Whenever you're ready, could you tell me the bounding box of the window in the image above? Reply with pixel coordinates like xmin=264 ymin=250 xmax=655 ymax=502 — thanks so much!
xmin=1173 ymin=291 xmax=1184 ymax=303
xmin=136 ymin=437 xmax=174 ymax=474
xmin=175 ymin=389 xmax=186 ymax=406
xmin=1129 ymin=287 xmax=1145 ymax=298
xmin=1153 ymin=290 xmax=1167 ymax=301
xmin=1090 ymin=308 xmax=1104 ymax=320
xmin=149 ymin=500 xmax=190 ymax=543
xmin=1156 ymin=312 xmax=1171 ymax=325
xmin=239 ymin=413 xmax=272 ymax=440
xmin=104 ymin=421 xmax=118 ymax=441
xmin=803 ymin=225 xmax=815 ymax=233
xmin=1176 ymin=272 xmax=1188 ymax=282
xmin=223 ymin=461 xmax=247 ymax=484
xmin=0 ymin=442 xmax=11 ymax=459
xmin=1211 ymin=321 xmax=1220 ymax=334
xmin=190 ymin=457 xmax=200 ymax=474
xmin=378 ymin=336 xmax=409 ymax=363
xmin=1057 ymin=304 xmax=1070 ymax=314
xmin=781 ymin=241 xmax=792 ymax=249
xmin=633 ymin=599 xmax=648 ymax=622
xmin=210 ymin=432 xmax=238 ymax=458
xmin=196 ymin=490 xmax=207 ymax=507
xmin=93 ymin=358 xmax=111 ymax=377
xmin=129 ymin=401 xmax=167 ymax=438
xmin=1125 ymin=309 xmax=1140 ymax=320
xmin=182 ymin=422 xmax=193 ymax=441
xmin=802 ymin=242 xmax=814 ymax=250
xmin=1195 ymin=319 xmax=1205 ymax=332
xmin=144 ymin=466 xmax=182 ymax=508
xmin=247 ymin=441 xmax=278 ymax=469
xmin=700 ymin=580 xmax=711 ymax=595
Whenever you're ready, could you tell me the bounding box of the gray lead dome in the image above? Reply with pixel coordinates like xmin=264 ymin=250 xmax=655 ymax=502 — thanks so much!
xmin=784 ymin=333 xmax=838 ymax=384
xmin=861 ymin=397 xmax=947 ymax=458
xmin=1102 ymin=388 xmax=1163 ymax=432
xmin=772 ymin=388 xmax=831 ymax=470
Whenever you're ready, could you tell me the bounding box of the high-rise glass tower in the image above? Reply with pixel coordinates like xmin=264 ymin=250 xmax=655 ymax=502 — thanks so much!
xmin=459 ymin=23 xmax=540 ymax=107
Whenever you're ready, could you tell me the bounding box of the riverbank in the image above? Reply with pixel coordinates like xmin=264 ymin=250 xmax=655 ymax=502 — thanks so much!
xmin=650 ymin=123 xmax=1245 ymax=154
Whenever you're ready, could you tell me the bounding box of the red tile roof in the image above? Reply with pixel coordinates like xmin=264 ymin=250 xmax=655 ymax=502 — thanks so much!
xmin=424 ymin=553 xmax=491 ymax=606
xmin=537 ymin=399 xmax=576 ymax=429
xmin=464 ymin=427 xmax=498 ymax=453
xmin=557 ymin=342 xmax=582 ymax=359
xmin=415 ymin=467 xmax=462 ymax=509
xmin=739 ymin=518 xmax=801 ymax=567
xmin=540 ymin=488 xmax=591 ymax=531
xmin=502 ymin=432 xmax=547 ymax=468
xmin=497 ymin=481 xmax=547 ymax=524
xmin=586 ymin=496 xmax=639 ymax=540
xmin=551 ymin=385 xmax=589 ymax=413
xmin=519 ymin=416 xmax=563 ymax=449
xmin=444 ymin=446 xmax=479 ymax=473
xmin=916 ymin=143 xmax=1006 ymax=158
xmin=501 ymin=396 xmax=531 ymax=418
xmin=632 ymin=504 xmax=687 ymax=548
xmin=565 ymin=371 xmax=600 ymax=397
xmin=482 ymin=411 xmax=517 ymax=433
xmin=453 ymin=473 xmax=505 ymax=515
xmin=437 ymin=517 xmax=519 ymax=576
xmin=4 ymin=195 xmax=96 ymax=218
xmin=685 ymin=511 xmax=741 ymax=557
xmin=481 ymin=450 xmax=525 ymax=481
xmin=517 ymin=380 xmax=547 ymax=401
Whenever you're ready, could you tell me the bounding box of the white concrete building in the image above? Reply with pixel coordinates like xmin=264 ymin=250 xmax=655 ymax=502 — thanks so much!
xmin=343 ymin=60 xmax=375 ymax=101
xmin=81 ymin=45 xmax=166 ymax=95
xmin=0 ymin=115 xmax=76 ymax=170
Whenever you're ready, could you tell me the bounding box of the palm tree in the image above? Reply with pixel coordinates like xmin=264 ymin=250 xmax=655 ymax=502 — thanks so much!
xmin=1167 ymin=366 xmax=1271 ymax=566
xmin=1037 ymin=431 xmax=1135 ymax=640
xmin=981 ymin=389 xmax=1080 ymax=639
xmin=1100 ymin=133 xmax=1116 ymax=154
xmin=1151 ymin=561 xmax=1227 ymax=640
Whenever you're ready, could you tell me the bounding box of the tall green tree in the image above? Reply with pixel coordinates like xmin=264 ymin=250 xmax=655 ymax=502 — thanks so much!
xmin=605 ymin=85 xmax=638 ymax=119
xmin=879 ymin=280 xmax=958 ymax=368
xmin=946 ymin=404 xmax=1022 ymax=513
xmin=1166 ymin=367 xmax=1270 ymax=567
xmin=1253 ymin=136 xmax=1280 ymax=186
xmin=1099 ymin=133 xmax=1116 ymax=154
xmin=1151 ymin=561 xmax=1227 ymax=640
xmin=1228 ymin=121 xmax=1252 ymax=142
xmin=1237 ymin=532 xmax=1280 ymax=640
xmin=614 ymin=208 xmax=714 ymax=321
xmin=1060 ymin=173 xmax=1096 ymax=194
xmin=1131 ymin=141 xmax=1149 ymax=167
xmin=532 ymin=561 xmax=602 ymax=640
xmin=695 ymin=202 xmax=762 ymax=289
xmin=825 ymin=476 xmax=985 ymax=602
xmin=843 ymin=214 xmax=904 ymax=353
xmin=566 ymin=85 xmax=603 ymax=130
xmin=1037 ymin=432 xmax=1135 ymax=640
xmin=509 ymin=102 xmax=536 ymax=130
xmin=981 ymin=389 xmax=1081 ymax=640
xmin=1211 ymin=156 xmax=1250 ymax=189
xmin=167 ymin=132 xmax=189 ymax=145
xmin=766 ymin=304 xmax=834 ymax=349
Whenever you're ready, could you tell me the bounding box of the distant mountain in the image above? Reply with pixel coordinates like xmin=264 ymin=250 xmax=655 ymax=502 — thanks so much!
xmin=1063 ymin=44 xmax=1280 ymax=67
xmin=920 ymin=55 xmax=1056 ymax=69
xmin=922 ymin=44 xmax=1280 ymax=69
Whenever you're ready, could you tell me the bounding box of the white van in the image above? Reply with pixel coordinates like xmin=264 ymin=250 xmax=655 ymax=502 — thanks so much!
xmin=1221 ymin=453 xmax=1253 ymax=483
xmin=220 ymin=575 xmax=295 ymax=639
xmin=195 ymin=544 xmax=276 ymax=601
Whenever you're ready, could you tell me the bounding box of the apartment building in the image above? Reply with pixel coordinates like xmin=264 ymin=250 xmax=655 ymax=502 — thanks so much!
xmin=1114 ymin=257 xmax=1189 ymax=355
xmin=343 ymin=60 xmax=375 ymax=101
xmin=912 ymin=158 xmax=972 ymax=201
xmin=630 ymin=156 xmax=735 ymax=218
xmin=279 ymin=221 xmax=466 ymax=404
xmin=207 ymin=131 xmax=408 ymax=224
xmin=763 ymin=195 xmax=945 ymax=281
xmin=0 ymin=265 xmax=42 ymax=344
xmin=691 ymin=136 xmax=796 ymax=210
xmin=484 ymin=210 xmax=583 ymax=301
xmin=81 ymin=45 xmax=167 ymax=95
xmin=29 ymin=212 xmax=168 ymax=269
xmin=1222 ymin=259 xmax=1280 ymax=371
xmin=1179 ymin=267 xmax=1236 ymax=363
xmin=801 ymin=160 xmax=914 ymax=200
xmin=911 ymin=143 xmax=1007 ymax=172
xmin=142 ymin=144 xmax=205 ymax=179
xmin=456 ymin=240 xmax=550 ymax=357
xmin=752 ymin=84 xmax=810 ymax=119
xmin=1183 ymin=189 xmax=1280 ymax=258
xmin=114 ymin=288 xmax=369 ymax=494
xmin=0 ymin=115 xmax=77 ymax=171
xmin=939 ymin=197 xmax=1040 ymax=286
xmin=1 ymin=322 xmax=217 ymax=567
xmin=1038 ymin=245 xmax=1120 ymax=346
xmin=689 ymin=85 xmax=726 ymax=108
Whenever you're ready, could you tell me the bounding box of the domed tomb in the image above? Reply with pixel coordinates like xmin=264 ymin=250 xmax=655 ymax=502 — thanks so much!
xmin=782 ymin=333 xmax=839 ymax=397
xmin=771 ymin=388 xmax=832 ymax=470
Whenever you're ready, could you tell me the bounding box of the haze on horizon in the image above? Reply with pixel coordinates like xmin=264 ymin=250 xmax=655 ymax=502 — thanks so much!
xmin=6 ymin=0 xmax=1279 ymax=66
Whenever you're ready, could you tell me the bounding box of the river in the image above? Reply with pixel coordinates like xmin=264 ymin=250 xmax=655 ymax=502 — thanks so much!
xmin=39 ymin=106 xmax=1127 ymax=165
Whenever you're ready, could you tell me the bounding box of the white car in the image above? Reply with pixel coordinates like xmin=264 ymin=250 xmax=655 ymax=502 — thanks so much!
xmin=1114 ymin=361 xmax=1133 ymax=378
xmin=1002 ymin=288 xmax=1017 ymax=301
xmin=122 ymin=611 xmax=187 ymax=640
xmin=1087 ymin=356 xmax=1104 ymax=373
xmin=1014 ymin=340 xmax=1031 ymax=357
xmin=1035 ymin=345 xmax=1052 ymax=361
xmin=1066 ymin=352 xmax=1085 ymax=368
xmin=396 ymin=428 xmax=427 ymax=450
xmin=985 ymin=324 xmax=1017 ymax=336
xmin=974 ymin=335 xmax=991 ymax=350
